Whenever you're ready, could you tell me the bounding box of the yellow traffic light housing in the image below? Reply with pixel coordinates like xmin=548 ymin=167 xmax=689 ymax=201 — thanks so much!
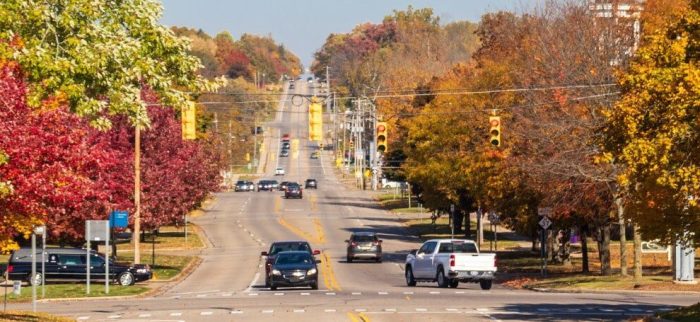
xmin=376 ymin=122 xmax=388 ymax=153
xmin=308 ymin=97 xmax=323 ymax=141
xmin=489 ymin=116 xmax=501 ymax=147
xmin=182 ymin=103 xmax=196 ymax=140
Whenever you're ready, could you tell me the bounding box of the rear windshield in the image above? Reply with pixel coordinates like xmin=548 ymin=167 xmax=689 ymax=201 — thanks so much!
xmin=352 ymin=235 xmax=376 ymax=242
xmin=275 ymin=253 xmax=313 ymax=265
xmin=270 ymin=242 xmax=310 ymax=255
xmin=438 ymin=242 xmax=478 ymax=253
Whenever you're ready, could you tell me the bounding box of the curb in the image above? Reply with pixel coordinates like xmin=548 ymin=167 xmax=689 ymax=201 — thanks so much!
xmin=524 ymin=285 xmax=700 ymax=296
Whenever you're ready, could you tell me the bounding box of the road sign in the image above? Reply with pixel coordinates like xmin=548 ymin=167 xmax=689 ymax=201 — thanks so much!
xmin=539 ymin=217 xmax=552 ymax=230
xmin=488 ymin=211 xmax=500 ymax=224
xmin=538 ymin=207 xmax=552 ymax=217
xmin=109 ymin=211 xmax=128 ymax=229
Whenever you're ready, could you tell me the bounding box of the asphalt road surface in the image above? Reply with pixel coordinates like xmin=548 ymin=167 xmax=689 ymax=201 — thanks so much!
xmin=8 ymin=80 xmax=698 ymax=321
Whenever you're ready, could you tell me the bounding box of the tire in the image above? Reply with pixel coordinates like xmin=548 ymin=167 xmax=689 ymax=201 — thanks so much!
xmin=405 ymin=266 xmax=416 ymax=287
xmin=449 ymin=280 xmax=459 ymax=288
xmin=436 ymin=268 xmax=449 ymax=288
xmin=270 ymin=284 xmax=277 ymax=290
xmin=28 ymin=273 xmax=43 ymax=286
xmin=118 ymin=272 xmax=135 ymax=286
xmin=265 ymin=276 xmax=270 ymax=287
xmin=347 ymin=256 xmax=353 ymax=263
xmin=310 ymin=282 xmax=318 ymax=290
xmin=480 ymin=280 xmax=493 ymax=290
xmin=375 ymin=257 xmax=382 ymax=263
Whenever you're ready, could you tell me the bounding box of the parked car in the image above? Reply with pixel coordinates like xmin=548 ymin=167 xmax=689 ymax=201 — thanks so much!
xmin=282 ymin=133 xmax=290 ymax=141
xmin=275 ymin=167 xmax=285 ymax=176
xmin=404 ymin=239 xmax=496 ymax=290
xmin=284 ymin=183 xmax=303 ymax=199
xmin=235 ymin=180 xmax=251 ymax=192
xmin=261 ymin=241 xmax=320 ymax=287
xmin=346 ymin=232 xmax=382 ymax=262
xmin=282 ymin=142 xmax=291 ymax=150
xmin=268 ymin=251 xmax=318 ymax=290
xmin=304 ymin=179 xmax=317 ymax=189
xmin=7 ymin=247 xmax=152 ymax=286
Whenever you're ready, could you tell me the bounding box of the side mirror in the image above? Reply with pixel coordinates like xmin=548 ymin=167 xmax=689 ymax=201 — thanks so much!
xmin=316 ymin=259 xmax=322 ymax=264
xmin=261 ymin=251 xmax=268 ymax=256
xmin=312 ymin=250 xmax=321 ymax=255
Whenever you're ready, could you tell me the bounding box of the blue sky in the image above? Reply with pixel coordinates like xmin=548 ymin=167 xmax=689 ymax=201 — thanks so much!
xmin=160 ymin=0 xmax=541 ymax=67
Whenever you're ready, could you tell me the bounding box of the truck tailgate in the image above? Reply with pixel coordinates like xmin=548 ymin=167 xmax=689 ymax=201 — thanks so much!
xmin=453 ymin=253 xmax=496 ymax=272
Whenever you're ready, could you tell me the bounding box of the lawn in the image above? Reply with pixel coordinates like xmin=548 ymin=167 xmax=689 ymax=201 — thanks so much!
xmin=0 ymin=310 xmax=75 ymax=321
xmin=115 ymin=253 xmax=195 ymax=281
xmin=115 ymin=224 xmax=204 ymax=252
xmin=0 ymin=283 xmax=148 ymax=302
xmin=659 ymin=302 xmax=700 ymax=322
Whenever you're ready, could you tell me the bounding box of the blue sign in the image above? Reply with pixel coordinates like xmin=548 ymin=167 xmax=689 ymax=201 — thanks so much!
xmin=109 ymin=210 xmax=129 ymax=228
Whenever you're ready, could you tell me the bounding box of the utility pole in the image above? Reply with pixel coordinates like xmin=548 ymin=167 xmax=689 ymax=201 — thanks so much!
xmin=133 ymin=122 xmax=141 ymax=264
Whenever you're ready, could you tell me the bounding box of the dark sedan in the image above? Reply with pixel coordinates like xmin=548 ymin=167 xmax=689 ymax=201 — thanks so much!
xmin=284 ymin=183 xmax=303 ymax=199
xmin=305 ymin=179 xmax=317 ymax=189
xmin=268 ymin=251 xmax=318 ymax=290
xmin=261 ymin=241 xmax=319 ymax=287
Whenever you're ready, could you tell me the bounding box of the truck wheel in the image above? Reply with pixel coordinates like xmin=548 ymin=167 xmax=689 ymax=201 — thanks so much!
xmin=405 ymin=266 xmax=416 ymax=286
xmin=265 ymin=276 xmax=270 ymax=287
xmin=28 ymin=273 xmax=43 ymax=286
xmin=118 ymin=272 xmax=135 ymax=286
xmin=436 ymin=268 xmax=449 ymax=288
xmin=480 ymin=280 xmax=493 ymax=290
xmin=449 ymin=280 xmax=459 ymax=288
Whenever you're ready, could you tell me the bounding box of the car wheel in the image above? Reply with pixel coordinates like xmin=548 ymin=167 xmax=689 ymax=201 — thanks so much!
xmin=480 ymin=280 xmax=493 ymax=290
xmin=375 ymin=257 xmax=382 ymax=263
xmin=449 ymin=280 xmax=459 ymax=288
xmin=346 ymin=256 xmax=353 ymax=263
xmin=405 ymin=266 xmax=416 ymax=287
xmin=310 ymin=282 xmax=318 ymax=290
xmin=265 ymin=276 xmax=270 ymax=287
xmin=28 ymin=272 xmax=43 ymax=286
xmin=270 ymin=284 xmax=277 ymax=290
xmin=436 ymin=268 xmax=449 ymax=288
xmin=118 ymin=272 xmax=135 ymax=286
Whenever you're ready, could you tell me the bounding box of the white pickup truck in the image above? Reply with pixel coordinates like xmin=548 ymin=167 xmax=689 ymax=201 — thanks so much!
xmin=405 ymin=239 xmax=497 ymax=290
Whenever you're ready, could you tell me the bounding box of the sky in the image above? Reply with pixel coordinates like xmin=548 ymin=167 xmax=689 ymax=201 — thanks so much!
xmin=160 ymin=0 xmax=541 ymax=68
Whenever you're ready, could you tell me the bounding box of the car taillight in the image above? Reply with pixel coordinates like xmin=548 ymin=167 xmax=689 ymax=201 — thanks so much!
xmin=494 ymin=256 xmax=498 ymax=268
xmin=449 ymin=254 xmax=455 ymax=267
xmin=351 ymin=242 xmax=357 ymax=247
xmin=372 ymin=241 xmax=380 ymax=246
xmin=6 ymin=265 xmax=13 ymax=273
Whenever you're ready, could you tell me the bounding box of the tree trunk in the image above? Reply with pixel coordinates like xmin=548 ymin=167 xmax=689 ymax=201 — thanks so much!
xmin=581 ymin=225 xmax=589 ymax=273
xmin=453 ymin=211 xmax=464 ymax=234
xmin=617 ymin=198 xmax=628 ymax=276
xmin=560 ymin=229 xmax=572 ymax=267
xmin=598 ymin=223 xmax=612 ymax=276
xmin=633 ymin=222 xmax=643 ymax=280
xmin=463 ymin=211 xmax=471 ymax=239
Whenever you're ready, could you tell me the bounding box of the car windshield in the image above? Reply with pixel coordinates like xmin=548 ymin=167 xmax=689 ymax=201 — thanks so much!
xmin=438 ymin=242 xmax=478 ymax=253
xmin=353 ymin=235 xmax=376 ymax=242
xmin=275 ymin=253 xmax=313 ymax=265
xmin=236 ymin=181 xmax=245 ymax=185
xmin=270 ymin=242 xmax=310 ymax=255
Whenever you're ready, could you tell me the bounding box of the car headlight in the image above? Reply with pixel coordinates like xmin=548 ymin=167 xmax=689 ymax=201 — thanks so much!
xmin=272 ymin=269 xmax=281 ymax=276
xmin=136 ymin=268 xmax=149 ymax=274
xmin=307 ymin=268 xmax=317 ymax=275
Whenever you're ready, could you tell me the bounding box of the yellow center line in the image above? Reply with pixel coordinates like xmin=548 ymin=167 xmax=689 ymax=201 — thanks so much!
xmin=309 ymin=194 xmax=318 ymax=212
xmin=313 ymin=218 xmax=326 ymax=244
xmin=358 ymin=313 xmax=371 ymax=322
xmin=347 ymin=312 xmax=361 ymax=322
xmin=277 ymin=216 xmax=317 ymax=243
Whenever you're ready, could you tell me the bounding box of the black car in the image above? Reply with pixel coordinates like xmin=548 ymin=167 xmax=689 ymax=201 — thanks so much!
xmin=305 ymin=179 xmax=317 ymax=189
xmin=279 ymin=181 xmax=292 ymax=191
xmin=235 ymin=180 xmax=251 ymax=192
xmin=261 ymin=241 xmax=320 ymax=287
xmin=280 ymin=149 xmax=289 ymax=157
xmin=282 ymin=142 xmax=291 ymax=150
xmin=258 ymin=180 xmax=280 ymax=191
xmin=7 ymin=247 xmax=152 ymax=286
xmin=268 ymin=251 xmax=318 ymax=290
xmin=284 ymin=183 xmax=303 ymax=199
xmin=345 ymin=232 xmax=383 ymax=263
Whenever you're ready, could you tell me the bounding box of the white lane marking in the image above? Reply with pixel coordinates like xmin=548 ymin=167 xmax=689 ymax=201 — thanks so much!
xmin=138 ymin=313 xmax=152 ymax=318
xmin=173 ymin=290 xmax=220 ymax=295
xmin=221 ymin=292 xmax=233 ymax=297
xmin=355 ymin=309 xmax=367 ymax=312
xmin=454 ymin=291 xmax=465 ymax=294
xmin=378 ymin=291 xmax=388 ymax=295
xmin=385 ymin=308 xmax=397 ymax=312
xmin=416 ymin=308 xmax=428 ymax=312
xmin=262 ymin=310 xmax=274 ymax=314
xmin=301 ymin=292 xmax=310 ymax=296
xmin=231 ymin=310 xmax=243 ymax=314
xmin=326 ymin=292 xmax=336 ymax=295
xmin=274 ymin=292 xmax=284 ymax=296
xmin=108 ymin=315 xmax=121 ymax=319
xmin=446 ymin=308 xmax=459 ymax=312
xmin=77 ymin=317 xmax=90 ymax=321
xmin=170 ymin=312 xmax=182 ymax=316
xmin=352 ymin=292 xmax=362 ymax=295
xmin=248 ymin=293 xmax=259 ymax=296
xmin=429 ymin=291 xmax=440 ymax=294
xmin=201 ymin=312 xmax=213 ymax=316
xmin=244 ymin=272 xmax=260 ymax=293
xmin=403 ymin=291 xmax=414 ymax=295
xmin=325 ymin=309 xmax=337 ymax=313
xmin=196 ymin=294 xmax=207 ymax=298
xmin=477 ymin=308 xmax=491 ymax=312
xmin=293 ymin=309 xmax=305 ymax=313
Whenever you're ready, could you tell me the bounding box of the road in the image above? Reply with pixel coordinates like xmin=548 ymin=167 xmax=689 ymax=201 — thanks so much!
xmin=8 ymin=80 xmax=698 ymax=321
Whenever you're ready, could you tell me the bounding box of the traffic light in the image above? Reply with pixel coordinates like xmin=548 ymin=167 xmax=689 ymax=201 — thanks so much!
xmin=489 ymin=116 xmax=501 ymax=147
xmin=182 ymin=103 xmax=196 ymax=140
xmin=308 ymin=97 xmax=323 ymax=141
xmin=376 ymin=122 xmax=388 ymax=153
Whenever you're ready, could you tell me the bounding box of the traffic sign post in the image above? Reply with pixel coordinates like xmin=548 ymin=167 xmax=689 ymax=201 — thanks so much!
xmin=537 ymin=208 xmax=553 ymax=277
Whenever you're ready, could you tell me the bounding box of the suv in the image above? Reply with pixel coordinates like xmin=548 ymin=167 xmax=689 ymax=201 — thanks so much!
xmin=284 ymin=183 xmax=303 ymax=199
xmin=258 ymin=180 xmax=279 ymax=191
xmin=346 ymin=232 xmax=382 ymax=263
xmin=261 ymin=241 xmax=320 ymax=287
xmin=235 ymin=180 xmax=250 ymax=192
xmin=7 ymin=248 xmax=152 ymax=286
xmin=305 ymin=179 xmax=317 ymax=189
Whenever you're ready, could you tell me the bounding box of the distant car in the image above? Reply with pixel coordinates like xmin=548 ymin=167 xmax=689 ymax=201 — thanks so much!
xmin=282 ymin=134 xmax=290 ymax=141
xmin=282 ymin=142 xmax=291 ymax=150
xmin=346 ymin=232 xmax=382 ymax=263
xmin=258 ymin=180 xmax=279 ymax=191
xmin=279 ymin=181 xmax=291 ymax=191
xmin=307 ymin=77 xmax=313 ymax=83
xmin=246 ymin=181 xmax=256 ymax=191
xmin=268 ymin=251 xmax=318 ymax=290
xmin=310 ymin=151 xmax=319 ymax=159
xmin=235 ymin=180 xmax=250 ymax=192
xmin=284 ymin=183 xmax=303 ymax=199
xmin=289 ymin=83 xmax=295 ymax=90
xmin=280 ymin=149 xmax=289 ymax=157
xmin=275 ymin=167 xmax=285 ymax=176
xmin=305 ymin=179 xmax=317 ymax=189
xmin=252 ymin=126 xmax=264 ymax=135
xmin=261 ymin=241 xmax=320 ymax=287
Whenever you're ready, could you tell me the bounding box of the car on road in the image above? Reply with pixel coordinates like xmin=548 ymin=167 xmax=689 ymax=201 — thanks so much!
xmin=282 ymin=133 xmax=290 ymax=141
xmin=404 ymin=239 xmax=497 ymax=290
xmin=284 ymin=183 xmax=303 ymax=199
xmin=310 ymin=151 xmax=319 ymax=159
xmin=289 ymin=83 xmax=295 ymax=90
xmin=282 ymin=142 xmax=291 ymax=150
xmin=305 ymin=179 xmax=317 ymax=189
xmin=246 ymin=181 xmax=256 ymax=190
xmin=268 ymin=251 xmax=318 ymax=290
xmin=235 ymin=180 xmax=252 ymax=192
xmin=346 ymin=232 xmax=382 ymax=262
xmin=279 ymin=181 xmax=292 ymax=191
xmin=280 ymin=149 xmax=289 ymax=157
xmin=275 ymin=167 xmax=285 ymax=176
xmin=257 ymin=180 xmax=280 ymax=191
xmin=261 ymin=241 xmax=320 ymax=287
xmin=7 ymin=247 xmax=152 ymax=286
